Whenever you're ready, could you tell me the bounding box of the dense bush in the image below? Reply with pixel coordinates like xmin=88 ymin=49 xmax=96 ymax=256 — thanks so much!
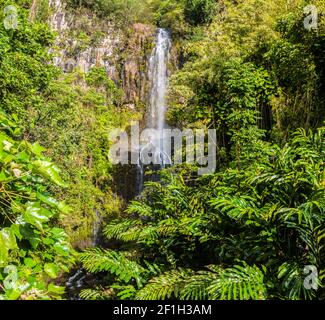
xmin=66 ymin=0 xmax=156 ymax=24
xmin=0 ymin=112 xmax=74 ymax=300
xmin=0 ymin=2 xmax=75 ymax=299
xmin=66 ymin=0 xmax=218 ymax=30
xmin=184 ymin=0 xmax=217 ymax=25
xmin=80 ymin=127 xmax=325 ymax=300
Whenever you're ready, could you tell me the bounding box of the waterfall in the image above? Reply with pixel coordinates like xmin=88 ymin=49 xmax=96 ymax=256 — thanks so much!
xmin=136 ymin=29 xmax=171 ymax=193
xmin=146 ymin=28 xmax=171 ymax=166
xmin=147 ymin=28 xmax=171 ymax=133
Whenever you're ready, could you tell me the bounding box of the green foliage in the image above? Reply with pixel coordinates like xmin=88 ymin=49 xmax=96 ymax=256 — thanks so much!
xmin=0 ymin=0 xmax=56 ymax=122
xmin=1 ymin=0 xmax=324 ymax=302
xmin=79 ymin=288 xmax=108 ymax=300
xmin=27 ymin=68 xmax=137 ymax=246
xmin=136 ymin=263 xmax=266 ymax=300
xmin=66 ymin=0 xmax=218 ymax=33
xmin=136 ymin=268 xmax=196 ymax=300
xmin=79 ymin=247 xmax=163 ymax=299
xmin=66 ymin=0 xmax=157 ymax=25
xmin=80 ymin=248 xmax=146 ymax=285
xmin=81 ymin=126 xmax=325 ymax=300
xmin=86 ymin=67 xmax=124 ymax=105
xmin=1 ymin=1 xmax=131 ymax=248
xmin=0 ymin=112 xmax=74 ymax=300
xmin=152 ymin=0 xmax=189 ymax=35
xmin=184 ymin=0 xmax=217 ymax=25
xmin=167 ymin=0 xmax=324 ymax=142
xmin=0 ymin=1 xmax=140 ymax=300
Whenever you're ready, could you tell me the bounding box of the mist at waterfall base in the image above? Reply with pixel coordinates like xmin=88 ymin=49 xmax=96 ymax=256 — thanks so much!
xmin=65 ymin=29 xmax=171 ymax=299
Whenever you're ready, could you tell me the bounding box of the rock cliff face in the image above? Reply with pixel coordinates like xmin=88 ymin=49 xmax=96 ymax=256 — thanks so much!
xmin=48 ymin=0 xmax=155 ymax=109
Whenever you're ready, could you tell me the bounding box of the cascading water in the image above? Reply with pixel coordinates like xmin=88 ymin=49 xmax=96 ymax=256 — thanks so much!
xmin=136 ymin=29 xmax=171 ymax=192
xmin=145 ymin=28 xmax=171 ymax=167
xmin=147 ymin=29 xmax=171 ymax=138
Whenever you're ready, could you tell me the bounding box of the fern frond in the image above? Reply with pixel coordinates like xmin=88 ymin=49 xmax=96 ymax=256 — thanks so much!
xmin=207 ymin=263 xmax=266 ymax=300
xmin=103 ymin=220 xmax=141 ymax=240
xmin=278 ymin=262 xmax=318 ymax=300
xmin=79 ymin=289 xmax=107 ymax=300
xmin=111 ymin=285 xmax=137 ymax=300
xmin=210 ymin=196 xmax=257 ymax=220
xmin=136 ymin=263 xmax=266 ymax=300
xmin=126 ymin=201 xmax=153 ymax=216
xmin=180 ymin=269 xmax=219 ymax=300
xmin=80 ymin=248 xmax=146 ymax=286
xmin=136 ymin=268 xmax=195 ymax=300
xmin=138 ymin=226 xmax=160 ymax=242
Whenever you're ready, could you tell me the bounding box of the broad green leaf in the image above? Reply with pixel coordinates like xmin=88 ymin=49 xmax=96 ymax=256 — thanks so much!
xmin=24 ymin=257 xmax=37 ymax=268
xmin=0 ymin=228 xmax=17 ymax=250
xmin=53 ymin=242 xmax=70 ymax=255
xmin=0 ymin=170 xmax=7 ymax=181
xmin=47 ymin=283 xmax=65 ymax=294
xmin=6 ymin=288 xmax=22 ymax=300
xmin=10 ymin=224 xmax=22 ymax=241
xmin=16 ymin=151 xmax=30 ymax=162
xmin=44 ymin=263 xmax=60 ymax=279
xmin=30 ymin=142 xmax=45 ymax=156
xmin=36 ymin=192 xmax=70 ymax=214
xmin=0 ymin=236 xmax=9 ymax=266
xmin=23 ymin=202 xmax=54 ymax=231
xmin=0 ymin=228 xmax=17 ymax=265
xmin=51 ymin=228 xmax=67 ymax=241
xmin=32 ymin=160 xmax=67 ymax=187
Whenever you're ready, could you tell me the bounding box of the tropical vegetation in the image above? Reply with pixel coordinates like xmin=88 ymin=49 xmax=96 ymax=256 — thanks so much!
xmin=0 ymin=0 xmax=324 ymax=300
